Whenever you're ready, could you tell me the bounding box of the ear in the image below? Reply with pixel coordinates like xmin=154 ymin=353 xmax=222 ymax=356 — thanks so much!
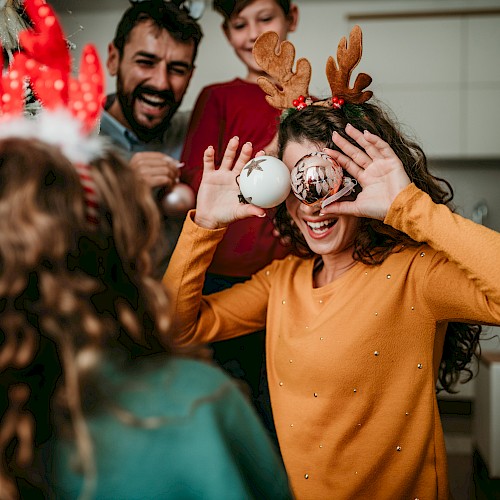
xmin=107 ymin=42 xmax=119 ymax=76
xmin=287 ymin=4 xmax=299 ymax=33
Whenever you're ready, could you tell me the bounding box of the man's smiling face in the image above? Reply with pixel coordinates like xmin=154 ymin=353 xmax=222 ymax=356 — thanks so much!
xmin=108 ymin=20 xmax=195 ymax=141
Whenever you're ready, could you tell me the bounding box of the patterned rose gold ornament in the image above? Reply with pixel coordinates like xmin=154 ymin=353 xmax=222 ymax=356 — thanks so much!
xmin=291 ymin=152 xmax=343 ymax=208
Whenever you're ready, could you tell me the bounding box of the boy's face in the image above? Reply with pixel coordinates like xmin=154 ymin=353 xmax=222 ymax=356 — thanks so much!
xmin=224 ymin=0 xmax=298 ymax=82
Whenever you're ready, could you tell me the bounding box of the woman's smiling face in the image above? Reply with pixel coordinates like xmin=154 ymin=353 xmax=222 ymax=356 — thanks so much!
xmin=282 ymin=139 xmax=360 ymax=258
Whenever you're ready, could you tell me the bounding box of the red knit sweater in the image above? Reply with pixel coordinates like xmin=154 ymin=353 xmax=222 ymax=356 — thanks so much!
xmin=180 ymin=78 xmax=289 ymax=277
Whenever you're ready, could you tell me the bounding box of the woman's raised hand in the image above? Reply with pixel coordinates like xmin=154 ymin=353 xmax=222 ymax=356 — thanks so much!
xmin=322 ymin=124 xmax=411 ymax=221
xmin=194 ymin=137 xmax=267 ymax=229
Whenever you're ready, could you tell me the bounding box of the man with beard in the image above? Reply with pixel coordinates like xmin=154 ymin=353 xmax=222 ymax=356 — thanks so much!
xmin=100 ymin=0 xmax=203 ymax=277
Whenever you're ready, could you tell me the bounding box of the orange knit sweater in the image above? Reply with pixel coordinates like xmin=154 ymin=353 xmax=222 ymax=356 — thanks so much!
xmin=164 ymin=184 xmax=500 ymax=499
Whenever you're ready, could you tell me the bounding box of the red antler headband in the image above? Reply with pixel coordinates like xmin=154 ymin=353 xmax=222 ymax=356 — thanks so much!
xmin=252 ymin=25 xmax=373 ymax=113
xmin=0 ymin=0 xmax=105 ymax=225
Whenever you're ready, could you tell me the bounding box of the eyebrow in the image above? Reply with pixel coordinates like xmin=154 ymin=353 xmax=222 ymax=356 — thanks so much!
xmin=133 ymin=51 xmax=193 ymax=69
xmin=233 ymin=7 xmax=277 ymax=20
xmin=168 ymin=61 xmax=193 ymax=70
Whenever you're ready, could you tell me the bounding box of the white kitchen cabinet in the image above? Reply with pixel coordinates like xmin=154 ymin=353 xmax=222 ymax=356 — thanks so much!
xmin=352 ymin=13 xmax=500 ymax=157
xmin=474 ymin=350 xmax=500 ymax=478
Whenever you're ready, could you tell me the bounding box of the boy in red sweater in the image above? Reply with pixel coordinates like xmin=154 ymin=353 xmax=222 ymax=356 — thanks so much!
xmin=180 ymin=0 xmax=299 ymax=444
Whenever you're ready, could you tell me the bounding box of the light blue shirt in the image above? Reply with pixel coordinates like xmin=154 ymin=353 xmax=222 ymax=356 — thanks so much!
xmin=98 ymin=107 xmax=190 ymax=162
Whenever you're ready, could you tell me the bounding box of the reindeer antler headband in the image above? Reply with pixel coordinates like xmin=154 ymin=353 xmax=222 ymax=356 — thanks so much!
xmin=0 ymin=0 xmax=105 ymax=225
xmin=253 ymin=25 xmax=373 ymax=115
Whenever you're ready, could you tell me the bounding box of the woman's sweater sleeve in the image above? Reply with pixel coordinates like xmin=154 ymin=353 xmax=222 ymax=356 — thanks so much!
xmin=385 ymin=183 xmax=500 ymax=324
xmin=163 ymin=211 xmax=270 ymax=346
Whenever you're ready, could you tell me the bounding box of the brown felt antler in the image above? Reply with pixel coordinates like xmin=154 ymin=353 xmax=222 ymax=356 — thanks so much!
xmin=325 ymin=25 xmax=373 ymax=104
xmin=253 ymin=31 xmax=312 ymax=110
xmin=253 ymin=25 xmax=372 ymax=110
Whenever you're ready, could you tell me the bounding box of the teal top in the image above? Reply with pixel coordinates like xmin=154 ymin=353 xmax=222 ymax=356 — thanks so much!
xmin=48 ymin=355 xmax=291 ymax=499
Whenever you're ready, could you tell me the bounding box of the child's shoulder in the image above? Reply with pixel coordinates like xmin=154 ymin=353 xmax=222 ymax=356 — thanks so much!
xmin=200 ymin=77 xmax=262 ymax=97
xmin=167 ymin=356 xmax=235 ymax=388
xmin=106 ymin=355 xmax=243 ymax=419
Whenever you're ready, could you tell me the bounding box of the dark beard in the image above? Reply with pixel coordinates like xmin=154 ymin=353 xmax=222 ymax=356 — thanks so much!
xmin=116 ymin=78 xmax=180 ymax=143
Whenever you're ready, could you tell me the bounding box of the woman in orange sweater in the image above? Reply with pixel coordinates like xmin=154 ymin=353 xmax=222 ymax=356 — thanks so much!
xmin=164 ymin=27 xmax=500 ymax=498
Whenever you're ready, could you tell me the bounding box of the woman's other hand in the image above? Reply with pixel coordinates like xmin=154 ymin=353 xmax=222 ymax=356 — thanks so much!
xmin=322 ymin=124 xmax=411 ymax=221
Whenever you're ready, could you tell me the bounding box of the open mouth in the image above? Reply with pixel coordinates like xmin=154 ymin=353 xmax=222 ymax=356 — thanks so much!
xmin=139 ymin=93 xmax=168 ymax=109
xmin=306 ymin=218 xmax=338 ymax=235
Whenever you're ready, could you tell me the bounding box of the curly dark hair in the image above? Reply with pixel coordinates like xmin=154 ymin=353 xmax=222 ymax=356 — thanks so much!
xmin=0 ymin=138 xmax=201 ymax=498
xmin=275 ymin=103 xmax=481 ymax=394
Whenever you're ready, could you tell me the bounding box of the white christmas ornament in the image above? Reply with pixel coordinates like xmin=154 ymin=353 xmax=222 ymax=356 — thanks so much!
xmin=238 ymin=155 xmax=291 ymax=208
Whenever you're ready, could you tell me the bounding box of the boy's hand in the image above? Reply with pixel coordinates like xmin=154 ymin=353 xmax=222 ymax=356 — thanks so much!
xmin=195 ymin=137 xmax=267 ymax=229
